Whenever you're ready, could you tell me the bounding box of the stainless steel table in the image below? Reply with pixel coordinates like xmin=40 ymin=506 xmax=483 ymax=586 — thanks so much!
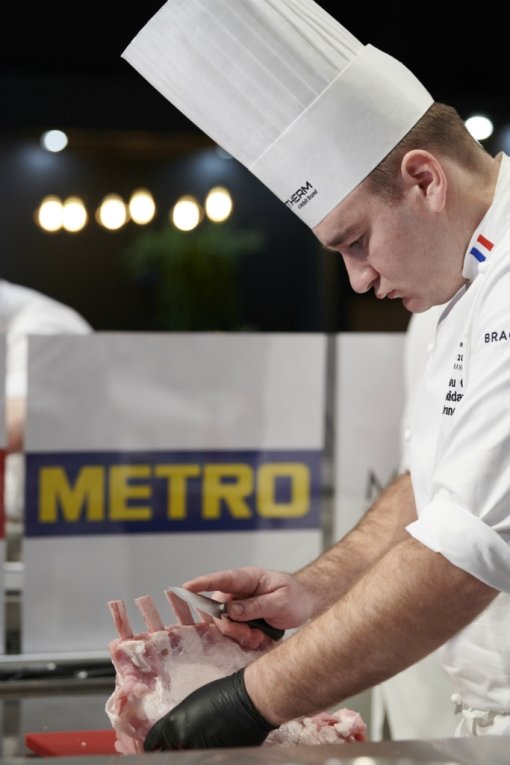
xmin=2 ymin=735 xmax=510 ymax=765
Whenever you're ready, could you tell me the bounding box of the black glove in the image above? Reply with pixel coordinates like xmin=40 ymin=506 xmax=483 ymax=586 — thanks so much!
xmin=143 ymin=668 xmax=276 ymax=751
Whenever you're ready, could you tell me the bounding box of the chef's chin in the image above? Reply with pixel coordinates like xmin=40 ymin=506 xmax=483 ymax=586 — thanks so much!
xmin=402 ymin=296 xmax=428 ymax=313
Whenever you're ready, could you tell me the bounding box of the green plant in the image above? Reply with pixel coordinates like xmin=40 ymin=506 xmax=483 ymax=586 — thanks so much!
xmin=124 ymin=222 xmax=264 ymax=330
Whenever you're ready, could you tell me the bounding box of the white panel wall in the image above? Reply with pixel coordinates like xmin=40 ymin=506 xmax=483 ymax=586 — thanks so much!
xmin=335 ymin=334 xmax=405 ymax=539
xmin=23 ymin=333 xmax=326 ymax=654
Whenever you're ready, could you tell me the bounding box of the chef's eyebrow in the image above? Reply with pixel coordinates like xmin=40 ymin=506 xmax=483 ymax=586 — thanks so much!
xmin=323 ymin=225 xmax=357 ymax=251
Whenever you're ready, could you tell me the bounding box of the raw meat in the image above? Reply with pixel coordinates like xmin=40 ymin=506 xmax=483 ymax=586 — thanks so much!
xmin=105 ymin=592 xmax=367 ymax=753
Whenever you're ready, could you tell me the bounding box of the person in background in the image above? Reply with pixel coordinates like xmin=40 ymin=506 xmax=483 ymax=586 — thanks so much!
xmin=122 ymin=0 xmax=509 ymax=747
xmin=0 ymin=279 xmax=92 ymax=534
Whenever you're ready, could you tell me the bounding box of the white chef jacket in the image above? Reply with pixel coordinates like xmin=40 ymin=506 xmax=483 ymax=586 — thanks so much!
xmin=406 ymin=153 xmax=510 ymax=714
xmin=372 ymin=304 xmax=457 ymax=741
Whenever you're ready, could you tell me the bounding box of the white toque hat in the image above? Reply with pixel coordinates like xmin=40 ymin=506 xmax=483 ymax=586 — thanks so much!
xmin=122 ymin=0 xmax=433 ymax=229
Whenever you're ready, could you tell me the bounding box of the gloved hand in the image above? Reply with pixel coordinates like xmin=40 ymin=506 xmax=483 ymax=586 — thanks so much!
xmin=143 ymin=669 xmax=276 ymax=750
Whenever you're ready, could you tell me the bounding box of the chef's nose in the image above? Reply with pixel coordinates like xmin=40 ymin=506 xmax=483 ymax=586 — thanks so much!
xmin=342 ymin=257 xmax=378 ymax=294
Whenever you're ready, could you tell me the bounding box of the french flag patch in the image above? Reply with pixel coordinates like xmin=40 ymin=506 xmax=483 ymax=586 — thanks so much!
xmin=470 ymin=233 xmax=494 ymax=263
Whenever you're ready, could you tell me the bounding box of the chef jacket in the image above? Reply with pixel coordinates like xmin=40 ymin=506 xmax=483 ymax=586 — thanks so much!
xmin=372 ymin=304 xmax=457 ymax=742
xmin=406 ymin=153 xmax=510 ymax=712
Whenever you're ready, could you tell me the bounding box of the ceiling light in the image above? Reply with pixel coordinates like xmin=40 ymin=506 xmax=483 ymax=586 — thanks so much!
xmin=41 ymin=130 xmax=68 ymax=153
xmin=36 ymin=196 xmax=63 ymax=232
xmin=205 ymin=186 xmax=233 ymax=223
xmin=62 ymin=196 xmax=88 ymax=232
xmin=97 ymin=194 xmax=128 ymax=230
xmin=171 ymin=196 xmax=201 ymax=231
xmin=129 ymin=188 xmax=156 ymax=225
xmin=465 ymin=115 xmax=493 ymax=141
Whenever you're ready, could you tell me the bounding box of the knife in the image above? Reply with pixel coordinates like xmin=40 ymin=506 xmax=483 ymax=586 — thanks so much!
xmin=169 ymin=587 xmax=285 ymax=641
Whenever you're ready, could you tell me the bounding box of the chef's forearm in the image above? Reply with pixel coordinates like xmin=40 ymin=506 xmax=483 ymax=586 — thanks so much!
xmin=295 ymin=472 xmax=416 ymax=614
xmin=246 ymin=537 xmax=497 ymax=726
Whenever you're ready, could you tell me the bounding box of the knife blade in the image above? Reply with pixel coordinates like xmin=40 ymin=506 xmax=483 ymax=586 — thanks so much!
xmin=169 ymin=587 xmax=284 ymax=641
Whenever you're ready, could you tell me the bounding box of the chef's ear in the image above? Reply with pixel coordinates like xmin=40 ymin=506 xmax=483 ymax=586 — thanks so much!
xmin=400 ymin=149 xmax=447 ymax=213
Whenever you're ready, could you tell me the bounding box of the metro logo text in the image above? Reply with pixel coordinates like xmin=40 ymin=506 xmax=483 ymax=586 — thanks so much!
xmin=26 ymin=450 xmax=322 ymax=536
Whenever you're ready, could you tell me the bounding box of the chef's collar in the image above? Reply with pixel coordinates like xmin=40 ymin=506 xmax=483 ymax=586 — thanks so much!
xmin=122 ymin=0 xmax=433 ymax=229
xmin=462 ymin=153 xmax=509 ymax=282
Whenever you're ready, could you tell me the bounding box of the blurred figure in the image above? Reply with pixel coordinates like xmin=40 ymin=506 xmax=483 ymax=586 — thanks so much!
xmin=0 ymin=279 xmax=92 ymax=538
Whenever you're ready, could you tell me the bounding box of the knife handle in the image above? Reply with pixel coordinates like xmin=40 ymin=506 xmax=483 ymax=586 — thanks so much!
xmin=218 ymin=604 xmax=284 ymax=641
xmin=244 ymin=618 xmax=285 ymax=641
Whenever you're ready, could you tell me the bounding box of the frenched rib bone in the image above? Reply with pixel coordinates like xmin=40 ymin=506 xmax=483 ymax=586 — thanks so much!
xmin=134 ymin=595 xmax=165 ymax=633
xmin=107 ymin=600 xmax=133 ymax=640
xmin=164 ymin=588 xmax=195 ymax=625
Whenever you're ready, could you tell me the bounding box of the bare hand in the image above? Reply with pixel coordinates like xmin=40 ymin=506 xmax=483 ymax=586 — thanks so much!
xmin=182 ymin=567 xmax=315 ymax=647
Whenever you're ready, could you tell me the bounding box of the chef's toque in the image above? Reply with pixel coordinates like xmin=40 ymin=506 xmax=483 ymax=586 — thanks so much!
xmin=122 ymin=0 xmax=433 ymax=228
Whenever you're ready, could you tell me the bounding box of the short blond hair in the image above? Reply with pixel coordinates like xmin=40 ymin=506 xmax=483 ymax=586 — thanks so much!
xmin=364 ymin=102 xmax=491 ymax=201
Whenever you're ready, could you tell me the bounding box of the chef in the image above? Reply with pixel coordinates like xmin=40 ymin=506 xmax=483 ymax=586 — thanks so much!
xmin=122 ymin=0 xmax=510 ymax=748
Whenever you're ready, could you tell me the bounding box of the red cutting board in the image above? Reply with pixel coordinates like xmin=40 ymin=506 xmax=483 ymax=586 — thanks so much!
xmin=25 ymin=729 xmax=118 ymax=756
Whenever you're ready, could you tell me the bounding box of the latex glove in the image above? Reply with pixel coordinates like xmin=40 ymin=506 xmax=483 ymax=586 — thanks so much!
xmin=143 ymin=669 xmax=276 ymax=751
xmin=183 ymin=567 xmax=315 ymax=649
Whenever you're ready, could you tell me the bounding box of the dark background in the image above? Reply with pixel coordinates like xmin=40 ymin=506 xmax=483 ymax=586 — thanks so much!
xmin=1 ymin=0 xmax=508 ymax=333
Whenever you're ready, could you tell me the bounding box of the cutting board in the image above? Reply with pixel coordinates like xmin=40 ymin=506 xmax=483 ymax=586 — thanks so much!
xmin=25 ymin=729 xmax=117 ymax=756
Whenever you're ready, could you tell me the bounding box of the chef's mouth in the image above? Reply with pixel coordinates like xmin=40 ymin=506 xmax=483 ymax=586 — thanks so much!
xmin=376 ymin=289 xmax=401 ymax=300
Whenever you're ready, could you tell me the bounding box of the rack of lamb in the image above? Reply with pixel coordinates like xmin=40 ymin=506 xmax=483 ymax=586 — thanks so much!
xmin=106 ymin=591 xmax=367 ymax=753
